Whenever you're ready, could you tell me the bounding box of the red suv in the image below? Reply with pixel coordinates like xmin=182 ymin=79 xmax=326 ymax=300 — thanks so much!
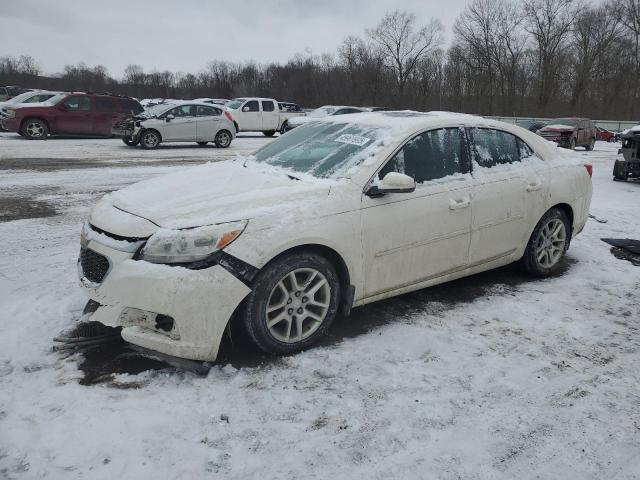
xmin=2 ymin=93 xmax=143 ymax=139
xmin=537 ymin=117 xmax=597 ymax=150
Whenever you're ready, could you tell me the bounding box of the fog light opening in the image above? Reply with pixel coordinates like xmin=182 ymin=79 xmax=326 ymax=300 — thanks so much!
xmin=155 ymin=314 xmax=175 ymax=332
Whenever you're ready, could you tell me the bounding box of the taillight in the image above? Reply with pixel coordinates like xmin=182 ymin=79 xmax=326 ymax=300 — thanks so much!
xmin=224 ymin=111 xmax=234 ymax=122
xmin=584 ymin=164 xmax=593 ymax=177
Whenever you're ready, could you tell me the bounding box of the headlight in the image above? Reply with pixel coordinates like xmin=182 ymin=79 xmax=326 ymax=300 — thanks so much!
xmin=140 ymin=220 xmax=247 ymax=264
xmin=5 ymin=109 xmax=15 ymax=118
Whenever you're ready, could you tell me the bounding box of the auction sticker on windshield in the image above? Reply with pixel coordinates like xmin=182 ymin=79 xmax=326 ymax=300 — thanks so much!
xmin=335 ymin=134 xmax=371 ymax=146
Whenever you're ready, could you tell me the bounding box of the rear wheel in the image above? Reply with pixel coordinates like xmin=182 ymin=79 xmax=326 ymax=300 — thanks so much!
xmin=585 ymin=137 xmax=595 ymax=151
xmin=243 ymin=253 xmax=340 ymax=355
xmin=214 ymin=129 xmax=232 ymax=148
xmin=569 ymin=137 xmax=576 ymax=150
xmin=522 ymin=208 xmax=570 ymax=277
xmin=263 ymin=130 xmax=276 ymax=137
xmin=280 ymin=122 xmax=288 ymax=134
xmin=21 ymin=118 xmax=48 ymax=140
xmin=140 ymin=130 xmax=161 ymax=149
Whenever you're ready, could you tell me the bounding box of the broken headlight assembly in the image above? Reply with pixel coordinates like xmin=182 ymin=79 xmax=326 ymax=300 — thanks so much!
xmin=139 ymin=220 xmax=247 ymax=264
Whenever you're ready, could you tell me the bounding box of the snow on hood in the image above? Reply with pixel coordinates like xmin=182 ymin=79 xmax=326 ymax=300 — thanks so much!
xmin=542 ymin=124 xmax=575 ymax=130
xmin=622 ymin=125 xmax=640 ymax=135
xmin=107 ymin=159 xmax=341 ymax=230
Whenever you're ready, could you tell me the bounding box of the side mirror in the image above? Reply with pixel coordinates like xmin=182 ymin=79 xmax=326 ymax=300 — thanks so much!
xmin=165 ymin=114 xmax=174 ymax=122
xmin=242 ymin=106 xmax=250 ymax=112
xmin=366 ymin=172 xmax=416 ymax=197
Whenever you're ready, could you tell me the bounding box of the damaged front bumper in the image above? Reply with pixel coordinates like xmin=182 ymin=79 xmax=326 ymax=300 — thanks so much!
xmin=78 ymin=230 xmax=251 ymax=362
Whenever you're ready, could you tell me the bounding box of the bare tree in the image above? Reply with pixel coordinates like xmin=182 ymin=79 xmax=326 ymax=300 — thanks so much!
xmin=367 ymin=10 xmax=443 ymax=99
xmin=523 ymin=0 xmax=577 ymax=109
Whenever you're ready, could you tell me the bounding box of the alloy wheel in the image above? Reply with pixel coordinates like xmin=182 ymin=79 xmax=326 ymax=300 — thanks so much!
xmin=143 ymin=132 xmax=158 ymax=148
xmin=216 ymin=131 xmax=231 ymax=147
xmin=265 ymin=268 xmax=331 ymax=343
xmin=26 ymin=122 xmax=44 ymax=138
xmin=534 ymin=218 xmax=567 ymax=269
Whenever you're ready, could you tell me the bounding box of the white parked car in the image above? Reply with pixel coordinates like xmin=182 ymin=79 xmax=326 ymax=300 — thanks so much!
xmin=112 ymin=101 xmax=236 ymax=149
xmin=192 ymin=97 xmax=229 ymax=106
xmin=225 ymin=97 xmax=305 ymax=136
xmin=284 ymin=105 xmax=365 ymax=131
xmin=79 ymin=112 xmax=592 ymax=361
xmin=0 ymin=90 xmax=62 ymax=119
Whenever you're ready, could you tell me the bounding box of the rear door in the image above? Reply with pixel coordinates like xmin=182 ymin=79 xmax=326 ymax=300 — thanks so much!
xmin=56 ymin=95 xmax=93 ymax=135
xmin=467 ymin=127 xmax=542 ymax=265
xmin=261 ymin=100 xmax=279 ymax=131
xmin=162 ymin=105 xmax=197 ymax=141
xmin=196 ymin=105 xmax=221 ymax=141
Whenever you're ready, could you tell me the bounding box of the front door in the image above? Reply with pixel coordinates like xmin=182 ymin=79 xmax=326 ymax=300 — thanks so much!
xmin=56 ymin=95 xmax=93 ymax=135
xmin=237 ymin=100 xmax=261 ymax=131
xmin=196 ymin=105 xmax=221 ymax=141
xmin=361 ymin=127 xmax=473 ymax=299
xmin=467 ymin=127 xmax=536 ymax=265
xmin=162 ymin=105 xmax=197 ymax=141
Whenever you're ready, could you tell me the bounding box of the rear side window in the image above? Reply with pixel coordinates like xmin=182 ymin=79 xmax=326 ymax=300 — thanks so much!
xmin=334 ymin=108 xmax=361 ymax=115
xmin=379 ymin=128 xmax=467 ymax=184
xmin=197 ymin=106 xmax=221 ymax=116
xmin=244 ymin=100 xmax=259 ymax=112
xmin=262 ymin=101 xmax=275 ymax=112
xmin=470 ymin=128 xmax=520 ymax=168
xmin=95 ymin=97 xmax=117 ymax=112
xmin=62 ymin=96 xmax=91 ymax=111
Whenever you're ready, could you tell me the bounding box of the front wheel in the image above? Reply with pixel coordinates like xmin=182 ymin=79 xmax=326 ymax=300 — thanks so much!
xmin=140 ymin=130 xmax=161 ymax=149
xmin=242 ymin=253 xmax=340 ymax=355
xmin=522 ymin=208 xmax=570 ymax=277
xmin=21 ymin=118 xmax=48 ymax=140
xmin=214 ymin=129 xmax=232 ymax=148
xmin=122 ymin=137 xmax=138 ymax=147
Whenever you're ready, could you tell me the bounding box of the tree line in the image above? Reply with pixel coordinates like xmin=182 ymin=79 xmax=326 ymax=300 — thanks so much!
xmin=1 ymin=0 xmax=639 ymax=120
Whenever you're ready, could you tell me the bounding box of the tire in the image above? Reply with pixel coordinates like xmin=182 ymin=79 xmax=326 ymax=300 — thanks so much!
xmin=214 ymin=129 xmax=232 ymax=148
xmin=613 ymin=161 xmax=628 ymax=181
xmin=197 ymin=141 xmax=208 ymax=146
xmin=263 ymin=130 xmax=276 ymax=137
xmin=585 ymin=137 xmax=595 ymax=151
xmin=140 ymin=129 xmax=161 ymax=149
xmin=280 ymin=122 xmax=288 ymax=135
xmin=242 ymin=252 xmax=341 ymax=355
xmin=122 ymin=137 xmax=138 ymax=147
xmin=569 ymin=137 xmax=576 ymax=150
xmin=522 ymin=208 xmax=570 ymax=277
xmin=21 ymin=118 xmax=48 ymax=140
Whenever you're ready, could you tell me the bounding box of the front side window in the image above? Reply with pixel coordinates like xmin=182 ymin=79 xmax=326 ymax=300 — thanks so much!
xmin=167 ymin=105 xmax=196 ymax=117
xmin=470 ymin=128 xmax=520 ymax=168
xmin=197 ymin=106 xmax=221 ymax=117
xmin=334 ymin=108 xmax=362 ymax=115
xmin=262 ymin=101 xmax=275 ymax=112
xmin=63 ymin=96 xmax=91 ymax=111
xmin=244 ymin=100 xmax=259 ymax=112
xmin=379 ymin=128 xmax=467 ymax=183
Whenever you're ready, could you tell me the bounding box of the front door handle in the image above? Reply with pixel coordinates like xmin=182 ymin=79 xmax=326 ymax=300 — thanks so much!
xmin=526 ymin=182 xmax=542 ymax=192
xmin=449 ymin=198 xmax=471 ymax=211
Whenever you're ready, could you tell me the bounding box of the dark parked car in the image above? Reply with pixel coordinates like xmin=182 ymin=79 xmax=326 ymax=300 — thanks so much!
xmin=596 ymin=126 xmax=618 ymax=142
xmin=0 ymin=86 xmax=31 ymax=101
xmin=537 ymin=117 xmax=596 ymax=150
xmin=2 ymin=93 xmax=143 ymax=139
xmin=516 ymin=119 xmax=547 ymax=132
xmin=614 ymin=126 xmax=640 ymax=181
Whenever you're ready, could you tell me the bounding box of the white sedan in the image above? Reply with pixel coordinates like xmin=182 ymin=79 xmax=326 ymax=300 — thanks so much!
xmin=79 ymin=112 xmax=592 ymax=361
xmin=113 ymin=101 xmax=236 ymax=149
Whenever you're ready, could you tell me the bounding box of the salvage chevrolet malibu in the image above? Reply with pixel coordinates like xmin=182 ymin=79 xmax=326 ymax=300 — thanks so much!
xmin=78 ymin=112 xmax=593 ymax=361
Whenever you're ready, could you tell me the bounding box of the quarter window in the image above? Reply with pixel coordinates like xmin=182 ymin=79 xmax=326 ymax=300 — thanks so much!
xmin=63 ymin=96 xmax=91 ymax=111
xmin=379 ymin=128 xmax=467 ymax=183
xmin=517 ymin=138 xmax=534 ymax=159
xmin=262 ymin=101 xmax=275 ymax=112
xmin=470 ymin=128 xmax=520 ymax=168
xmin=244 ymin=100 xmax=259 ymax=112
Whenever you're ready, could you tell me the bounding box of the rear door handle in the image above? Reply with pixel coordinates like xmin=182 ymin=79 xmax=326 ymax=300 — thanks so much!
xmin=449 ymin=198 xmax=471 ymax=211
xmin=526 ymin=182 xmax=542 ymax=192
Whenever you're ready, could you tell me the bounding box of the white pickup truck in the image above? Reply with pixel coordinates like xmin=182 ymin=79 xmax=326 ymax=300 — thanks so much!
xmin=225 ymin=97 xmax=305 ymax=136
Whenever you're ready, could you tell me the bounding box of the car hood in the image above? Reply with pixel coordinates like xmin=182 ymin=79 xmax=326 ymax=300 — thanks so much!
xmin=102 ymin=160 xmax=348 ymax=231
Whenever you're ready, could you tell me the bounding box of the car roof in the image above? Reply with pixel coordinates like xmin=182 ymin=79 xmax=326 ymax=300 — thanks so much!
xmin=316 ymin=110 xmax=482 ymax=128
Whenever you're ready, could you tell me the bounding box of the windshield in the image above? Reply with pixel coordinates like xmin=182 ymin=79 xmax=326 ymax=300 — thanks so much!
xmin=42 ymin=93 xmax=66 ymax=105
xmin=253 ymin=122 xmax=384 ymax=178
xmin=139 ymin=103 xmax=176 ymax=117
xmin=548 ymin=118 xmax=578 ymax=127
xmin=308 ymin=106 xmax=336 ymax=118
xmin=7 ymin=91 xmax=38 ymax=104
xmin=226 ymin=98 xmax=246 ymax=110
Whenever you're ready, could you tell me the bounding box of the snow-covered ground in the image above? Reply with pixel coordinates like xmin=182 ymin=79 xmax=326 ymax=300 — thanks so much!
xmin=0 ymin=135 xmax=639 ymax=479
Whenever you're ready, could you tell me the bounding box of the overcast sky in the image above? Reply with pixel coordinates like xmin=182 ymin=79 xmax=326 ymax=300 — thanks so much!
xmin=1 ymin=0 xmax=470 ymax=78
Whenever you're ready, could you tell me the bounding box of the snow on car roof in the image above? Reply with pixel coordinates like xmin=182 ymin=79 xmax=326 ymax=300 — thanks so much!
xmin=318 ymin=110 xmax=483 ymax=130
